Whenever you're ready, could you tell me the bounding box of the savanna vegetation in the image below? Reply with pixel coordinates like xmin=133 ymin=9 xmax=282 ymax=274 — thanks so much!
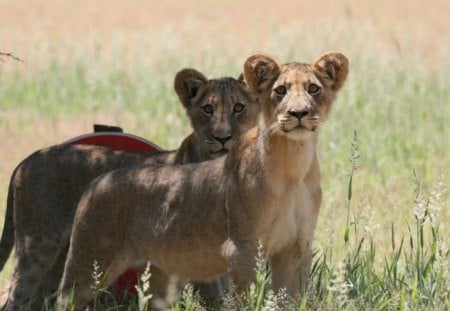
xmin=0 ymin=0 xmax=448 ymax=309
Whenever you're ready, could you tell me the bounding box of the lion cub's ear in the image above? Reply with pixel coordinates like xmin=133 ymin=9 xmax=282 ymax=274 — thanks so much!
xmin=243 ymin=52 xmax=281 ymax=93
xmin=313 ymin=52 xmax=349 ymax=91
xmin=174 ymin=68 xmax=208 ymax=108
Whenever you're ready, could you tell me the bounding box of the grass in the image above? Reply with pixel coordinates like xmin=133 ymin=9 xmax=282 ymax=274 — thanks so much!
xmin=56 ymin=169 xmax=450 ymax=309
xmin=0 ymin=0 xmax=449 ymax=309
xmin=68 ymin=133 xmax=449 ymax=310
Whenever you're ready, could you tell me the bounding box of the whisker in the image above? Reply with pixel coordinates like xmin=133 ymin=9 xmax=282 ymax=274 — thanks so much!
xmin=204 ymin=139 xmax=217 ymax=146
xmin=268 ymin=122 xmax=282 ymax=135
xmin=304 ymin=115 xmax=320 ymax=121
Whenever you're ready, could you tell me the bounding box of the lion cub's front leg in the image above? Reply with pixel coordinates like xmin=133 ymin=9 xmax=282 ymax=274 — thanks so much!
xmin=300 ymin=153 xmax=322 ymax=290
xmin=271 ymin=154 xmax=322 ymax=299
xmin=221 ymin=239 xmax=258 ymax=296
xmin=271 ymin=244 xmax=303 ymax=300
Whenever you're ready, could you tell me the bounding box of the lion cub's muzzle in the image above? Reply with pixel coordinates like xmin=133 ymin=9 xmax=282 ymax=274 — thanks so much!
xmin=211 ymin=148 xmax=229 ymax=158
xmin=210 ymin=134 xmax=233 ymax=158
xmin=288 ymin=108 xmax=310 ymax=120
xmin=279 ymin=108 xmax=319 ymax=132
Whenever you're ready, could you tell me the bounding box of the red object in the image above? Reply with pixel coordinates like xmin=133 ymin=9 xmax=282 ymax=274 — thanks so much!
xmin=65 ymin=132 xmax=161 ymax=153
xmin=65 ymin=129 xmax=162 ymax=301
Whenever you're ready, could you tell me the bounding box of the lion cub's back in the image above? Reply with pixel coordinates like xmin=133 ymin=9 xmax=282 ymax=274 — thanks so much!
xmin=75 ymin=158 xmax=228 ymax=234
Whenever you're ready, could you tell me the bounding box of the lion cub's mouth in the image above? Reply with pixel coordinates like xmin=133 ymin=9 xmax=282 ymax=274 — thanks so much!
xmin=211 ymin=148 xmax=229 ymax=158
xmin=279 ymin=114 xmax=319 ymax=133
xmin=296 ymin=122 xmax=317 ymax=132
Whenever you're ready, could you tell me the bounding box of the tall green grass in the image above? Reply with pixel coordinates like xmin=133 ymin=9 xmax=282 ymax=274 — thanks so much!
xmin=48 ymin=138 xmax=449 ymax=309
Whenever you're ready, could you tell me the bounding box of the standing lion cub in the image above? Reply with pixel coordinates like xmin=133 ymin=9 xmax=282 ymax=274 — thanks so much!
xmin=1 ymin=69 xmax=261 ymax=310
xmin=57 ymin=51 xmax=349 ymax=309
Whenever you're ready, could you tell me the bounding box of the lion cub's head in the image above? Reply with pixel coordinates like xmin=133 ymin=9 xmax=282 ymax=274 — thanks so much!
xmin=174 ymin=69 xmax=261 ymax=158
xmin=245 ymin=52 xmax=349 ymax=140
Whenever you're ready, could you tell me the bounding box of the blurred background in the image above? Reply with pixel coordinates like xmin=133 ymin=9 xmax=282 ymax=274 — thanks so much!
xmin=0 ymin=0 xmax=449 ymax=288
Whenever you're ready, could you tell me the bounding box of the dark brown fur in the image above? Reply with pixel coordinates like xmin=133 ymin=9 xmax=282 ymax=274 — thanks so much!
xmin=0 ymin=70 xmax=260 ymax=310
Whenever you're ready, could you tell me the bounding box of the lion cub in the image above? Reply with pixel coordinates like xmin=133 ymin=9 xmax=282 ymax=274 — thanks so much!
xmin=0 ymin=69 xmax=260 ymax=310
xmin=57 ymin=51 xmax=349 ymax=309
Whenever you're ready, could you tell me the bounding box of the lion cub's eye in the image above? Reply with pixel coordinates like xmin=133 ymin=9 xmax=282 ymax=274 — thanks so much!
xmin=274 ymin=85 xmax=287 ymax=96
xmin=233 ymin=103 xmax=245 ymax=115
xmin=308 ymin=83 xmax=321 ymax=96
xmin=202 ymin=104 xmax=214 ymax=116
xmin=274 ymin=85 xmax=287 ymax=100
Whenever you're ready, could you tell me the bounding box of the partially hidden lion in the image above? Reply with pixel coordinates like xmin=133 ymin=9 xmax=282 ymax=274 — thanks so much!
xmin=0 ymin=69 xmax=261 ymax=310
xmin=57 ymin=51 xmax=349 ymax=309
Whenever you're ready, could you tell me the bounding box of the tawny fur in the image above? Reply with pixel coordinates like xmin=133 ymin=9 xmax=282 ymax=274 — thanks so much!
xmin=0 ymin=70 xmax=260 ymax=310
xmin=57 ymin=51 xmax=348 ymax=309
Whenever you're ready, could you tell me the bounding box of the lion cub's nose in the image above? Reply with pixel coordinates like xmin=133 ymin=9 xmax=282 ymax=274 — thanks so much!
xmin=288 ymin=109 xmax=309 ymax=120
xmin=214 ymin=134 xmax=233 ymax=145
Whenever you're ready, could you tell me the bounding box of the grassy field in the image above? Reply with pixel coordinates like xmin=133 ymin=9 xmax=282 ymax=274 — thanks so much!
xmin=0 ymin=0 xmax=449 ymax=309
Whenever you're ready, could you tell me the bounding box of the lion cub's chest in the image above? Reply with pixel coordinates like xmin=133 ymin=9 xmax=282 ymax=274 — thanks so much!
xmin=264 ymin=181 xmax=313 ymax=256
